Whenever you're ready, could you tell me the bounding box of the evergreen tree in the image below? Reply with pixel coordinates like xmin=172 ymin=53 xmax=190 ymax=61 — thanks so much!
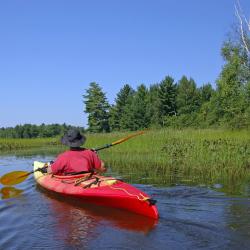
xmin=108 ymin=105 xmax=119 ymax=132
xmin=119 ymin=93 xmax=135 ymax=130
xmin=158 ymin=76 xmax=177 ymax=125
xmin=146 ymin=83 xmax=161 ymax=127
xmin=176 ymin=76 xmax=200 ymax=115
xmin=199 ymin=83 xmax=214 ymax=104
xmin=129 ymin=84 xmax=149 ymax=130
xmin=109 ymin=84 xmax=134 ymax=131
xmin=83 ymin=82 xmax=110 ymax=132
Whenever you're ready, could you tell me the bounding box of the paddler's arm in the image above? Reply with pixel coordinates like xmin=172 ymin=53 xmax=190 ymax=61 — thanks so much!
xmin=47 ymin=165 xmax=52 ymax=174
xmin=46 ymin=159 xmax=62 ymax=175
xmin=95 ymin=160 xmax=106 ymax=173
xmin=91 ymin=150 xmax=106 ymax=173
xmin=46 ymin=161 xmax=54 ymax=174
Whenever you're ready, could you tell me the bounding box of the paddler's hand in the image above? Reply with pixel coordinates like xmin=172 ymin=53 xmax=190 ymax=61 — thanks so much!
xmin=45 ymin=161 xmax=54 ymax=174
xmin=39 ymin=166 xmax=48 ymax=173
xmin=96 ymin=161 xmax=106 ymax=173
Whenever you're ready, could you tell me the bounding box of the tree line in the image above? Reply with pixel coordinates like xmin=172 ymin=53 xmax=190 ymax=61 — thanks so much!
xmin=83 ymin=31 xmax=250 ymax=132
xmin=0 ymin=124 xmax=84 ymax=139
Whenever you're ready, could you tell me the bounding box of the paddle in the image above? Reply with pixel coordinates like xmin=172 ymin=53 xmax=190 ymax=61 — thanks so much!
xmin=0 ymin=131 xmax=145 ymax=186
xmin=0 ymin=169 xmax=44 ymax=186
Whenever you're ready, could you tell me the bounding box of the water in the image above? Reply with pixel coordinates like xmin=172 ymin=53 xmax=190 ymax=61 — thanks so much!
xmin=0 ymin=155 xmax=250 ymax=249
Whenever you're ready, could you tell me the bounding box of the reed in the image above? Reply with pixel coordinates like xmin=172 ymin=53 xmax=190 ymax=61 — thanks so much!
xmin=85 ymin=129 xmax=250 ymax=190
xmin=1 ymin=129 xmax=249 ymax=193
xmin=0 ymin=138 xmax=61 ymax=151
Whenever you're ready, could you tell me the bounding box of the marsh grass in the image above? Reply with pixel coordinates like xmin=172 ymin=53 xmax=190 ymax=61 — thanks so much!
xmin=0 ymin=138 xmax=61 ymax=151
xmin=86 ymin=129 xmax=250 ymax=192
xmin=1 ymin=129 xmax=250 ymax=194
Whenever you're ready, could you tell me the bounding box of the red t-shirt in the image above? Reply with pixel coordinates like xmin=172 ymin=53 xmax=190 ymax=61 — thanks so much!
xmin=50 ymin=149 xmax=102 ymax=175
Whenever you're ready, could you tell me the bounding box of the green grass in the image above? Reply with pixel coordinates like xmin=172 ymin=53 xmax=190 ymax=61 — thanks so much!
xmin=85 ymin=129 xmax=250 ymax=193
xmin=0 ymin=137 xmax=61 ymax=151
xmin=1 ymin=129 xmax=250 ymax=194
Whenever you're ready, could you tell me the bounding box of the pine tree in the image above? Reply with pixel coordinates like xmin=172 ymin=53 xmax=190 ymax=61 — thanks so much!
xmin=158 ymin=76 xmax=177 ymax=125
xmin=108 ymin=105 xmax=120 ymax=132
xmin=146 ymin=83 xmax=161 ymax=127
xmin=109 ymin=84 xmax=134 ymax=131
xmin=176 ymin=76 xmax=200 ymax=115
xmin=199 ymin=83 xmax=214 ymax=104
xmin=129 ymin=84 xmax=149 ymax=130
xmin=83 ymin=82 xmax=110 ymax=132
xmin=119 ymin=93 xmax=135 ymax=130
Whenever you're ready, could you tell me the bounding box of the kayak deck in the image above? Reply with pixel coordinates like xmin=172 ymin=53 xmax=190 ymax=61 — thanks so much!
xmin=34 ymin=161 xmax=159 ymax=219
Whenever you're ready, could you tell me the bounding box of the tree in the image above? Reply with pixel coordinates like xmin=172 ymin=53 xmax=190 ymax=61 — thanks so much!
xmin=235 ymin=0 xmax=250 ymax=56
xmin=116 ymin=84 xmax=149 ymax=131
xmin=217 ymin=45 xmax=245 ymax=122
xmin=109 ymin=84 xmax=134 ymax=131
xmin=176 ymin=76 xmax=200 ymax=115
xmin=119 ymin=92 xmax=135 ymax=130
xmin=129 ymin=84 xmax=150 ymax=130
xmin=83 ymin=82 xmax=110 ymax=132
xmin=207 ymin=34 xmax=249 ymax=128
xmin=201 ymin=3 xmax=250 ymax=128
xmin=195 ymin=83 xmax=215 ymax=126
xmin=146 ymin=83 xmax=161 ymax=127
xmin=158 ymin=76 xmax=177 ymax=125
xmin=108 ymin=105 xmax=120 ymax=132
xmin=0 ymin=124 xmax=84 ymax=138
xmin=199 ymin=83 xmax=214 ymax=104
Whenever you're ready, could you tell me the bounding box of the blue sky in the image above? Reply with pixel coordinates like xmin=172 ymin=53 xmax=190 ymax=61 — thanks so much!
xmin=0 ymin=0 xmax=249 ymax=128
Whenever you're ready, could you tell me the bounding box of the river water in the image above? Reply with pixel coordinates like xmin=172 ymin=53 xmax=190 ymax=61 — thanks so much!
xmin=0 ymin=154 xmax=250 ymax=250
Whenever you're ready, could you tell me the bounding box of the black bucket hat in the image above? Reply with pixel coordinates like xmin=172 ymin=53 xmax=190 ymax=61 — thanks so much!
xmin=61 ymin=128 xmax=86 ymax=147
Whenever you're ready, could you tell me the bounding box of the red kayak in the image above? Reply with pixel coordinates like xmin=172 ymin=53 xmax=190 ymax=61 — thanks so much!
xmin=34 ymin=161 xmax=159 ymax=219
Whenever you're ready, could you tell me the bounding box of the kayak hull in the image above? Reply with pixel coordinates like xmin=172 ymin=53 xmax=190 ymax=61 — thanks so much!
xmin=33 ymin=161 xmax=159 ymax=219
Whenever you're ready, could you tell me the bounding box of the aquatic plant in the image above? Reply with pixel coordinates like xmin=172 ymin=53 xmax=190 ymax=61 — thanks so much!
xmin=1 ymin=129 xmax=249 ymax=192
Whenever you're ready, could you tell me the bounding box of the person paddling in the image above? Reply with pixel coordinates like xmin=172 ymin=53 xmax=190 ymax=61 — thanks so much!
xmin=47 ymin=128 xmax=106 ymax=175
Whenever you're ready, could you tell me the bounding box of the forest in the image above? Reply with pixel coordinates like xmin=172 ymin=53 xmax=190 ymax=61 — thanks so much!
xmin=0 ymin=124 xmax=84 ymax=139
xmin=83 ymin=37 xmax=250 ymax=132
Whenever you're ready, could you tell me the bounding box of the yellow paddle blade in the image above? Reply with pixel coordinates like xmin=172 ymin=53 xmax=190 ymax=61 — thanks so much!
xmin=0 ymin=186 xmax=23 ymax=199
xmin=0 ymin=171 xmax=30 ymax=186
xmin=111 ymin=131 xmax=145 ymax=146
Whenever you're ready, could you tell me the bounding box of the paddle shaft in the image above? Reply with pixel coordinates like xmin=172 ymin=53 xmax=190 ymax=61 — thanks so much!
xmin=17 ymin=167 xmax=45 ymax=179
xmin=93 ymin=131 xmax=144 ymax=151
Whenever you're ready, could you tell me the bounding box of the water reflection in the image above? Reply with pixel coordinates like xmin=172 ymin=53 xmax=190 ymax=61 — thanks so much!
xmin=39 ymin=187 xmax=157 ymax=235
xmin=227 ymin=199 xmax=250 ymax=245
xmin=0 ymin=186 xmax=23 ymax=200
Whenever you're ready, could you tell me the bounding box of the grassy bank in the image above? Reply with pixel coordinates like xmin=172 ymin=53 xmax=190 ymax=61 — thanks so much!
xmin=1 ymin=129 xmax=250 ymax=192
xmin=0 ymin=137 xmax=61 ymax=151
xmin=85 ymin=129 xmax=250 ymax=190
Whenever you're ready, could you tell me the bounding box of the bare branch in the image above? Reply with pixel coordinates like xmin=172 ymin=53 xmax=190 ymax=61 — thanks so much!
xmin=236 ymin=0 xmax=250 ymax=31
xmin=235 ymin=1 xmax=250 ymax=54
